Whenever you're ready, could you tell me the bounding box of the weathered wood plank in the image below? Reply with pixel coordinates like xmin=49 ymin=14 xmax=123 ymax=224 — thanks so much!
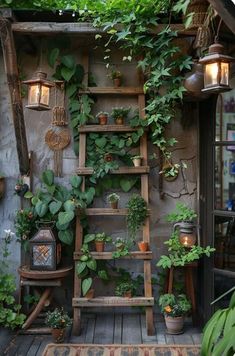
xmin=74 ymin=251 xmax=153 ymax=260
xmin=173 ymin=333 xmax=194 ymax=344
xmin=140 ymin=314 xmax=158 ymax=343
xmin=78 ymin=125 xmax=140 ymax=132
xmin=122 ymin=314 xmax=142 ymax=344
xmin=15 ymin=334 xmax=34 ymax=355
xmin=26 ymin=336 xmax=42 ymax=356
xmin=80 ymin=87 xmax=144 ymax=95
xmin=69 ymin=315 xmax=88 ymax=343
xmin=155 ymin=321 xmax=167 ymax=344
xmin=94 ymin=314 xmax=114 ymax=344
xmin=35 ymin=335 xmax=51 ymax=356
xmin=84 ymin=316 xmax=96 ymax=343
xmin=73 ymin=296 xmax=154 ymax=307
xmin=82 ymin=208 xmax=150 ymax=216
xmin=77 ymin=166 xmax=150 ymax=175
xmin=0 ymin=328 xmax=14 ymax=355
xmin=114 ymin=314 xmax=122 ymax=344
xmin=191 ymin=332 xmax=202 ymax=345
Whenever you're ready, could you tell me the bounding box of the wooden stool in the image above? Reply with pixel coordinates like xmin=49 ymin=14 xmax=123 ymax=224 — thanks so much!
xmin=165 ymin=262 xmax=198 ymax=324
xmin=18 ymin=265 xmax=73 ymax=331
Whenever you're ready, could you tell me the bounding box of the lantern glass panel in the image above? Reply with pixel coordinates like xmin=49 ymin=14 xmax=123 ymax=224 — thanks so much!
xmin=205 ymin=62 xmax=219 ymax=87
xmin=220 ymin=62 xmax=229 ymax=85
xmin=29 ymin=84 xmax=41 ymax=105
xmin=179 ymin=232 xmax=196 ymax=248
xmin=40 ymin=85 xmax=50 ymax=106
xmin=32 ymin=244 xmax=53 ymax=267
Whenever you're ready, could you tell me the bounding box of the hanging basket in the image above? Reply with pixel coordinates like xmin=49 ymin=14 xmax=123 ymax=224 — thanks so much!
xmin=184 ymin=0 xmax=209 ymax=29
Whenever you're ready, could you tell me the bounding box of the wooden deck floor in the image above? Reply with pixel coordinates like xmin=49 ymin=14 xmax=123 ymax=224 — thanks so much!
xmin=1 ymin=313 xmax=202 ymax=356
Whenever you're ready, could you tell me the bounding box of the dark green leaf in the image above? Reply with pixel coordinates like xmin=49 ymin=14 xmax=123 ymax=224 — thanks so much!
xmin=48 ymin=48 xmax=59 ymax=68
xmin=82 ymin=278 xmax=92 ymax=296
xmin=61 ymin=54 xmax=75 ymax=69
xmin=58 ymin=211 xmax=75 ymax=225
xmin=35 ymin=201 xmax=48 ymax=217
xmin=70 ymin=175 xmax=82 ymax=188
xmin=58 ymin=230 xmax=74 ymax=245
xmin=76 ymin=261 xmax=87 ymax=275
xmin=41 ymin=170 xmax=54 ymax=186
xmin=49 ymin=200 xmax=62 ymax=215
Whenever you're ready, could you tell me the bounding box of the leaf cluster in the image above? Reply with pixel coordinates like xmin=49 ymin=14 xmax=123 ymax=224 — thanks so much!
xmin=115 ymin=281 xmax=136 ymax=297
xmin=45 ymin=307 xmax=72 ymax=329
xmin=166 ymin=202 xmax=197 ymax=223
xmin=158 ymin=293 xmax=191 ymax=317
xmin=126 ymin=194 xmax=147 ymax=240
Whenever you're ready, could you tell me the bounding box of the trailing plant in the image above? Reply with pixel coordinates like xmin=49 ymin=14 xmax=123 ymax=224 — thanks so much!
xmin=107 ymin=193 xmax=120 ymax=203
xmin=23 ymin=169 xmax=95 ymax=245
xmin=112 ymin=237 xmax=131 ymax=259
xmin=0 ymin=229 xmax=26 ymax=329
xmin=159 ymin=293 xmax=191 ymax=317
xmin=126 ymin=194 xmax=148 ymax=240
xmin=45 ymin=307 xmax=72 ymax=329
xmin=167 ymin=202 xmax=197 ymax=223
xmin=201 ymin=287 xmax=235 ymax=356
xmin=115 ymin=280 xmax=136 ymax=297
xmin=14 ymin=208 xmax=36 ymax=251
xmin=157 ymin=230 xmax=215 ymax=269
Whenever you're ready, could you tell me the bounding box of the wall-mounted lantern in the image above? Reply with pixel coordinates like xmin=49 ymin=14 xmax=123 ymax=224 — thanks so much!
xmin=23 ymin=71 xmax=54 ymax=111
xmin=174 ymin=222 xmax=200 ymax=248
xmin=29 ymin=225 xmax=61 ymax=270
xmin=199 ymin=42 xmax=234 ymax=93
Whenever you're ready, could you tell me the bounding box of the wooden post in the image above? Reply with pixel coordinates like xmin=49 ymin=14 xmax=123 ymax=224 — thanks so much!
xmin=0 ymin=16 xmax=29 ymax=175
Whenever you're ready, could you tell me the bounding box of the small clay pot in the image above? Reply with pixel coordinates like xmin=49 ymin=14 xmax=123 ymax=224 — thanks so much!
xmin=95 ymin=241 xmax=105 ymax=252
xmin=110 ymin=201 xmax=118 ymax=209
xmin=98 ymin=114 xmax=108 ymax=125
xmin=51 ymin=328 xmax=66 ymax=343
xmin=132 ymin=158 xmax=142 ymax=167
xmin=138 ymin=241 xmax=148 ymax=252
xmin=113 ymin=78 xmax=121 ymax=87
xmin=85 ymin=288 xmax=95 ymax=299
xmin=123 ymin=290 xmax=132 ymax=298
xmin=115 ymin=117 xmax=124 ymax=125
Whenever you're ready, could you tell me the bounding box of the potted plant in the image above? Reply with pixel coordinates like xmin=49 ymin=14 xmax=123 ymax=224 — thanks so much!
xmin=113 ymin=237 xmax=126 ymax=251
xmin=110 ymin=69 xmax=122 ymax=87
xmin=131 ymin=155 xmax=142 ymax=167
xmin=158 ymin=293 xmax=191 ymax=334
xmin=0 ymin=173 xmax=5 ymax=199
xmin=111 ymin=107 xmax=130 ymax=125
xmin=138 ymin=240 xmax=148 ymax=252
xmin=45 ymin=307 xmax=72 ymax=343
xmin=115 ymin=281 xmax=136 ymax=298
xmin=167 ymin=202 xmax=197 ymax=247
xmin=107 ymin=193 xmax=120 ymax=209
xmin=96 ymin=111 xmax=109 ymax=125
xmin=126 ymin=194 xmax=148 ymax=241
xmin=14 ymin=178 xmax=29 ymax=197
xmin=94 ymin=232 xmax=112 ymax=252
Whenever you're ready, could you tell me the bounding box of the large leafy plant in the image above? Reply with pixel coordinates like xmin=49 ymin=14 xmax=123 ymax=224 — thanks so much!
xmin=126 ymin=194 xmax=148 ymax=240
xmin=23 ymin=169 xmax=95 ymax=245
xmin=167 ymin=202 xmax=197 ymax=223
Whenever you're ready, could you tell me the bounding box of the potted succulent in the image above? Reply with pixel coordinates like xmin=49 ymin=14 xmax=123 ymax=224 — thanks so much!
xmin=131 ymin=155 xmax=142 ymax=167
xmin=94 ymin=232 xmax=112 ymax=252
xmin=110 ymin=69 xmax=122 ymax=87
xmin=0 ymin=173 xmax=5 ymax=199
xmin=96 ymin=111 xmax=109 ymax=125
xmin=115 ymin=281 xmax=136 ymax=298
xmin=167 ymin=203 xmax=197 ymax=247
xmin=158 ymin=293 xmax=191 ymax=334
xmin=107 ymin=193 xmax=120 ymax=209
xmin=45 ymin=307 xmax=72 ymax=343
xmin=111 ymin=107 xmax=130 ymax=125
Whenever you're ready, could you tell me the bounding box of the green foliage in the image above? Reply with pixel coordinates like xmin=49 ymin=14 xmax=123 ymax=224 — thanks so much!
xmin=158 ymin=293 xmax=191 ymax=317
xmin=45 ymin=308 xmax=72 ymax=329
xmin=84 ymin=232 xmax=112 ymax=243
xmin=111 ymin=107 xmax=130 ymax=119
xmin=157 ymin=230 xmax=215 ymax=269
xmin=112 ymin=237 xmax=132 ymax=259
xmin=201 ymin=288 xmax=235 ymax=356
xmin=167 ymin=202 xmax=197 ymax=222
xmin=0 ymin=230 xmax=26 ymax=329
xmin=14 ymin=208 xmax=36 ymax=251
xmin=115 ymin=281 xmax=136 ymax=297
xmin=126 ymin=194 xmax=147 ymax=240
xmin=107 ymin=193 xmax=120 ymax=203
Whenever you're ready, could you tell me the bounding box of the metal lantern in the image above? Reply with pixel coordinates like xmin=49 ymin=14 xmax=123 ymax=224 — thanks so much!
xmin=29 ymin=226 xmax=61 ymax=270
xmin=174 ymin=222 xmax=200 ymax=248
xmin=23 ymin=71 xmax=54 ymax=111
xmin=199 ymin=42 xmax=234 ymax=93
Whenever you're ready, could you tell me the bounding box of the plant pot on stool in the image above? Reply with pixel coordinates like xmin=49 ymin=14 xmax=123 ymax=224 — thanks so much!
xmin=164 ymin=315 xmax=184 ymax=334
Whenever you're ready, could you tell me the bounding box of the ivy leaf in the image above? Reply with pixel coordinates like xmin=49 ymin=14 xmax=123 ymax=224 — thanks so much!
xmin=84 ymin=234 xmax=95 ymax=243
xmin=58 ymin=211 xmax=75 ymax=225
xmin=85 ymin=187 xmax=95 ymax=205
xmin=58 ymin=230 xmax=74 ymax=245
xmin=61 ymin=66 xmax=76 ymax=81
xmin=120 ymin=177 xmax=138 ymax=192
xmin=35 ymin=201 xmax=48 ymax=217
xmin=95 ymin=137 xmax=107 ymax=148
xmin=64 ymin=200 xmax=76 ymax=212
xmin=49 ymin=200 xmax=62 ymax=215
xmin=56 ymin=220 xmax=70 ymax=231
xmin=61 ymin=54 xmax=75 ymax=69
xmin=46 ymin=184 xmax=56 ymax=195
xmin=31 ymin=196 xmax=39 ymax=206
xmin=70 ymin=175 xmax=82 ymax=188
xmin=82 ymin=278 xmax=92 ymax=296
xmin=76 ymin=261 xmax=87 ymax=276
xmin=24 ymin=191 xmax=33 ymax=199
xmin=48 ymin=48 xmax=59 ymax=68
xmin=41 ymin=170 xmax=54 ymax=186
xmin=87 ymin=259 xmax=97 ymax=271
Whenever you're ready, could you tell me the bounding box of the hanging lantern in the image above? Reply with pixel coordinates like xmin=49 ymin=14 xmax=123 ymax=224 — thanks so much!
xmin=199 ymin=42 xmax=234 ymax=93
xmin=23 ymin=71 xmax=54 ymax=111
xmin=174 ymin=222 xmax=198 ymax=248
xmin=29 ymin=224 xmax=61 ymax=271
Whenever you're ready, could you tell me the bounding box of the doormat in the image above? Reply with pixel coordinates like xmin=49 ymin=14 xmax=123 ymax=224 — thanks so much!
xmin=42 ymin=343 xmax=201 ymax=356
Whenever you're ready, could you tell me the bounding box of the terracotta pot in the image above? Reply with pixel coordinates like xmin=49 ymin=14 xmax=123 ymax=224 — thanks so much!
xmin=164 ymin=315 xmax=184 ymax=334
xmin=51 ymin=328 xmax=66 ymax=343
xmin=0 ymin=177 xmax=5 ymax=199
xmin=132 ymin=158 xmax=142 ymax=167
xmin=123 ymin=290 xmax=132 ymax=298
xmin=113 ymin=78 xmax=121 ymax=87
xmin=85 ymin=288 xmax=95 ymax=299
xmin=138 ymin=241 xmax=148 ymax=252
xmin=110 ymin=200 xmax=118 ymax=209
xmin=115 ymin=117 xmax=124 ymax=125
xmin=98 ymin=114 xmax=108 ymax=125
xmin=104 ymin=153 xmax=113 ymax=162
xmin=95 ymin=241 xmax=105 ymax=252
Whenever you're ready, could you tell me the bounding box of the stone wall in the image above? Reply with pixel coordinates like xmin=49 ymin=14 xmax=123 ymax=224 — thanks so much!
xmin=0 ymin=36 xmax=198 ymax=295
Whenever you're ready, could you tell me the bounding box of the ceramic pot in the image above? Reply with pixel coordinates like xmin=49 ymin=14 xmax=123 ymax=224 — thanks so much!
xmin=132 ymin=158 xmax=142 ymax=167
xmin=110 ymin=200 xmax=118 ymax=209
xmin=51 ymin=328 xmax=66 ymax=343
xmin=98 ymin=114 xmax=108 ymax=125
xmin=115 ymin=117 xmax=124 ymax=125
xmin=138 ymin=241 xmax=148 ymax=252
xmin=113 ymin=78 xmax=121 ymax=87
xmin=0 ymin=177 xmax=5 ymax=199
xmin=123 ymin=290 xmax=132 ymax=298
xmin=95 ymin=241 xmax=105 ymax=252
xmin=164 ymin=315 xmax=184 ymax=334
xmin=85 ymin=288 xmax=95 ymax=299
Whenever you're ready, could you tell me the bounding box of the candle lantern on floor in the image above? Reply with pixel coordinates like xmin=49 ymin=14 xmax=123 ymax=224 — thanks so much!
xmin=173 ymin=222 xmax=200 ymax=248
xmin=30 ymin=223 xmax=61 ymax=270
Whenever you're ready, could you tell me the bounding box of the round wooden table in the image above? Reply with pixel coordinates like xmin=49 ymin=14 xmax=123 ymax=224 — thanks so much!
xmin=18 ymin=265 xmax=73 ymax=330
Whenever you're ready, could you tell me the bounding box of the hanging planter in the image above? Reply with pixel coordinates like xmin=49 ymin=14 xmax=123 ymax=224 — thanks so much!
xmin=0 ymin=176 xmax=5 ymax=199
xmin=159 ymin=162 xmax=180 ymax=182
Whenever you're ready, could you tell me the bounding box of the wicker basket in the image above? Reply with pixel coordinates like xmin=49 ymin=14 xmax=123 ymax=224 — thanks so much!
xmin=185 ymin=0 xmax=209 ymax=29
